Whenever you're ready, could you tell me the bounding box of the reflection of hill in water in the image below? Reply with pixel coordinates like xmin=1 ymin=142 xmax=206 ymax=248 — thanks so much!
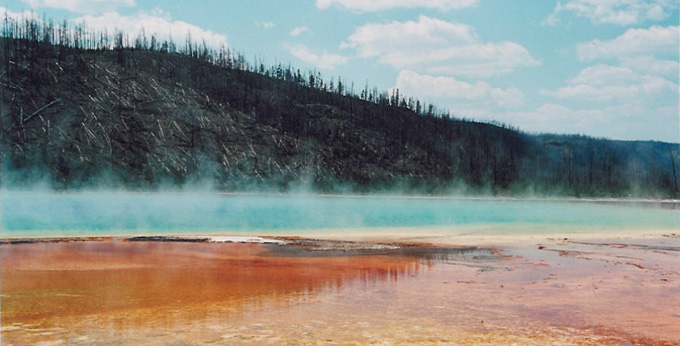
xmin=0 ymin=240 xmax=500 ymax=343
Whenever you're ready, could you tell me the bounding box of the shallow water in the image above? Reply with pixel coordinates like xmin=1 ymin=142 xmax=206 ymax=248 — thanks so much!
xmin=2 ymin=192 xmax=678 ymax=237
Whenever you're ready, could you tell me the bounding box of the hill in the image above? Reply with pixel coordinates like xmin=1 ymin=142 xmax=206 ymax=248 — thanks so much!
xmin=1 ymin=23 xmax=678 ymax=197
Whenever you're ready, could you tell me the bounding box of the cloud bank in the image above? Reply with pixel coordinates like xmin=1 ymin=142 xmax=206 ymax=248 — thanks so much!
xmin=546 ymin=0 xmax=677 ymax=26
xmin=342 ymin=15 xmax=539 ymax=78
xmin=22 ymin=0 xmax=135 ymax=14
xmin=316 ymin=0 xmax=478 ymax=12
xmin=76 ymin=10 xmax=228 ymax=49
xmin=394 ymin=70 xmax=525 ymax=109
xmin=285 ymin=43 xmax=349 ymax=70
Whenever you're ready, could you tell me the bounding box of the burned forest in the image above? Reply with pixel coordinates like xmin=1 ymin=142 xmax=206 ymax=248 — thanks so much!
xmin=1 ymin=16 xmax=678 ymax=197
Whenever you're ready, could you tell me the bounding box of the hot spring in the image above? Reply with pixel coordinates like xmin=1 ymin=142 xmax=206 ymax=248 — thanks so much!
xmin=2 ymin=192 xmax=677 ymax=237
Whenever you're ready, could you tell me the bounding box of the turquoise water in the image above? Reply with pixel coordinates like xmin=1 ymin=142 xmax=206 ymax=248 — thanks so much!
xmin=1 ymin=192 xmax=678 ymax=237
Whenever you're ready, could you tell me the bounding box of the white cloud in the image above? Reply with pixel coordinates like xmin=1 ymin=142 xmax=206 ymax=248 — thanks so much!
xmin=315 ymin=0 xmax=478 ymax=12
xmin=342 ymin=15 xmax=539 ymax=78
xmin=539 ymin=63 xmax=678 ymax=141
xmin=290 ymin=26 xmax=309 ymax=36
xmin=76 ymin=10 xmax=228 ymax=49
xmin=538 ymin=24 xmax=679 ymax=142
xmin=568 ymin=64 xmax=639 ymax=86
xmin=617 ymin=56 xmax=678 ymax=77
xmin=505 ymin=102 xmax=678 ymax=141
xmin=549 ymin=26 xmax=679 ymax=103
xmin=577 ymin=25 xmax=679 ymax=77
xmin=506 ymin=104 xmax=615 ymax=135
xmin=578 ymin=25 xmax=678 ymax=61
xmin=285 ymin=43 xmax=348 ymax=70
xmin=442 ymin=104 xmax=605 ymax=136
xmin=541 ymin=64 xmax=677 ymax=101
xmin=546 ymin=0 xmax=677 ymax=26
xmin=581 ymin=25 xmax=680 ymax=81
xmin=394 ymin=70 xmax=525 ymax=109
xmin=255 ymin=21 xmax=275 ymax=29
xmin=22 ymin=0 xmax=135 ymax=14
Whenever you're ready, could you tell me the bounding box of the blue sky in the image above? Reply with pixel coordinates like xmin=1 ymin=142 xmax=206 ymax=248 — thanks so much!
xmin=3 ymin=0 xmax=679 ymax=142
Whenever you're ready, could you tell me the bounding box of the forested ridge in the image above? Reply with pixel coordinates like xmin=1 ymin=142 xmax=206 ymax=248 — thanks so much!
xmin=1 ymin=16 xmax=678 ymax=197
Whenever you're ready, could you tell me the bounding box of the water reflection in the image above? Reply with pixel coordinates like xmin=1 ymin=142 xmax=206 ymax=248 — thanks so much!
xmin=0 ymin=241 xmax=499 ymax=344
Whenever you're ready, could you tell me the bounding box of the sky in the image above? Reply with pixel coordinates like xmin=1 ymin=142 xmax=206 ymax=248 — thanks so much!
xmin=3 ymin=0 xmax=679 ymax=142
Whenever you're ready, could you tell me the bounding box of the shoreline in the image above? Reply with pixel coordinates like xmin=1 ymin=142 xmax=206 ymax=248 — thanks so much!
xmin=2 ymin=228 xmax=678 ymax=247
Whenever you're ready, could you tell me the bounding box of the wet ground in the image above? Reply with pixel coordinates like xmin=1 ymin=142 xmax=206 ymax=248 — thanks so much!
xmin=1 ymin=235 xmax=678 ymax=345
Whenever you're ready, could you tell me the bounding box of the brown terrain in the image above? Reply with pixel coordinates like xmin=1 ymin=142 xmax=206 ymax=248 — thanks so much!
xmin=1 ymin=234 xmax=678 ymax=345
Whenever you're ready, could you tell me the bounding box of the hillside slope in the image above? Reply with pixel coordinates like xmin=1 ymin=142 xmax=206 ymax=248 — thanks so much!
xmin=1 ymin=40 xmax=678 ymax=197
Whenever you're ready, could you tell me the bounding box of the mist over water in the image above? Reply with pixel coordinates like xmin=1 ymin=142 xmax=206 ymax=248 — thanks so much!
xmin=2 ymin=191 xmax=678 ymax=237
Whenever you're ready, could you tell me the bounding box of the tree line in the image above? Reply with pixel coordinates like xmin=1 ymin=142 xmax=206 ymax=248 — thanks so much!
xmin=1 ymin=12 xmax=464 ymax=121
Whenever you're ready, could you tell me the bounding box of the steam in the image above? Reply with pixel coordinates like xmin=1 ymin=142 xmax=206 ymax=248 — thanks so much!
xmin=2 ymin=189 xmax=678 ymax=238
